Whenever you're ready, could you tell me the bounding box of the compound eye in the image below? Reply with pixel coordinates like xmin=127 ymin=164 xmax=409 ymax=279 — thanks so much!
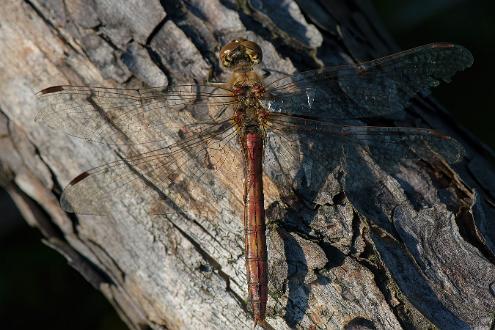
xmin=220 ymin=48 xmax=232 ymax=67
xmin=242 ymin=41 xmax=262 ymax=63
xmin=248 ymin=52 xmax=260 ymax=65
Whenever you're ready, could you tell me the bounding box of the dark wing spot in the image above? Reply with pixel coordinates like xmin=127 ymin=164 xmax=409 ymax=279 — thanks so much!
xmin=38 ymin=85 xmax=65 ymax=94
xmin=432 ymin=42 xmax=455 ymax=49
xmin=69 ymin=171 xmax=90 ymax=185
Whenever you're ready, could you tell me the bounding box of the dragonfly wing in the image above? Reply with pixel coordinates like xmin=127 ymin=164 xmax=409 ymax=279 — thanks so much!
xmin=264 ymin=43 xmax=473 ymax=120
xmin=36 ymin=84 xmax=234 ymax=145
xmin=268 ymin=113 xmax=463 ymax=163
xmin=60 ymin=120 xmax=243 ymax=215
xmin=264 ymin=116 xmax=345 ymax=195
xmin=265 ymin=113 xmax=463 ymax=196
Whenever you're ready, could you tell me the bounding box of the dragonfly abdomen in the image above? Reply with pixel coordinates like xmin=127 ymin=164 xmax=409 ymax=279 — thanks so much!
xmin=243 ymin=132 xmax=268 ymax=323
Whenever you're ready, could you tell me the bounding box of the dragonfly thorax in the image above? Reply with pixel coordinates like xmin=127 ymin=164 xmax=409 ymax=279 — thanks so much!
xmin=232 ymin=97 xmax=268 ymax=136
xmin=232 ymin=82 xmax=265 ymax=100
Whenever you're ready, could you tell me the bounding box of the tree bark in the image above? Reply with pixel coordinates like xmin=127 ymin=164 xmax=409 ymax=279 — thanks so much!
xmin=1 ymin=0 xmax=494 ymax=329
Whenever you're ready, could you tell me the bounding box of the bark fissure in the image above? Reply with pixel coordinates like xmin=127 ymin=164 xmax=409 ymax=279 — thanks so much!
xmin=1 ymin=1 xmax=494 ymax=329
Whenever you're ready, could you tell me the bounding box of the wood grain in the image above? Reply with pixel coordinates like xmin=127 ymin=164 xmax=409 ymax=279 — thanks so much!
xmin=0 ymin=0 xmax=494 ymax=329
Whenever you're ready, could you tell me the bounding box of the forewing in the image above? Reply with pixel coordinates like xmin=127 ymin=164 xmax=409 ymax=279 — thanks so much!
xmin=263 ymin=43 xmax=473 ymax=120
xmin=36 ymin=84 xmax=235 ymax=145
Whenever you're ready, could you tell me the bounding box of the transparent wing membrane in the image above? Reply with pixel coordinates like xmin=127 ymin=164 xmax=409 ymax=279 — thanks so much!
xmin=267 ymin=113 xmax=463 ymax=164
xmin=60 ymin=121 xmax=242 ymax=215
xmin=264 ymin=43 xmax=473 ymax=120
xmin=264 ymin=113 xmax=463 ymax=203
xmin=36 ymin=42 xmax=472 ymax=215
xmin=37 ymin=84 xmax=235 ymax=145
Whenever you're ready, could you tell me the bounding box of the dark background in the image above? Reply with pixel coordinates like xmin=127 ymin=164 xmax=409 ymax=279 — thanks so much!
xmin=1 ymin=1 xmax=493 ymax=329
xmin=375 ymin=0 xmax=495 ymax=149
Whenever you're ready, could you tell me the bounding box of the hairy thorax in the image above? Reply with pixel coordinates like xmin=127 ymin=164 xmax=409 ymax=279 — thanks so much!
xmin=229 ymin=71 xmax=268 ymax=135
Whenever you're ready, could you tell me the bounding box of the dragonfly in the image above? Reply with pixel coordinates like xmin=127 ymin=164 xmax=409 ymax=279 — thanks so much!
xmin=37 ymin=38 xmax=473 ymax=326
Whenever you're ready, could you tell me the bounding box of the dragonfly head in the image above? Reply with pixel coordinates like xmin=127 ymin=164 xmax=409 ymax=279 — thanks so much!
xmin=220 ymin=38 xmax=262 ymax=70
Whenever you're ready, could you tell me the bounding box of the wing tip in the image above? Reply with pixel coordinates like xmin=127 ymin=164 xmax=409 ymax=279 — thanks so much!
xmin=60 ymin=199 xmax=75 ymax=213
xmin=431 ymin=42 xmax=474 ymax=67
xmin=60 ymin=171 xmax=90 ymax=213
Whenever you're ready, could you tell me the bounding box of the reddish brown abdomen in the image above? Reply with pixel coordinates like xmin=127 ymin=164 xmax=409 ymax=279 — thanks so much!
xmin=243 ymin=132 xmax=268 ymax=323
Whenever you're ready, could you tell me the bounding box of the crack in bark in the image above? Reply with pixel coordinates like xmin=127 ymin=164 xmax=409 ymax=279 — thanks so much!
xmin=25 ymin=0 xmax=81 ymax=55
xmin=117 ymin=151 xmax=250 ymax=317
xmin=6 ymin=1 xmax=495 ymax=328
xmin=354 ymin=225 xmax=421 ymax=329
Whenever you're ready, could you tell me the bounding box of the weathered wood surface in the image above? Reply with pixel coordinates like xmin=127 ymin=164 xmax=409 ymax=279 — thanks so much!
xmin=0 ymin=0 xmax=494 ymax=329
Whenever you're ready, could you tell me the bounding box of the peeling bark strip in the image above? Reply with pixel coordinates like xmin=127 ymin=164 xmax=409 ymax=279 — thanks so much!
xmin=0 ymin=1 xmax=494 ymax=330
